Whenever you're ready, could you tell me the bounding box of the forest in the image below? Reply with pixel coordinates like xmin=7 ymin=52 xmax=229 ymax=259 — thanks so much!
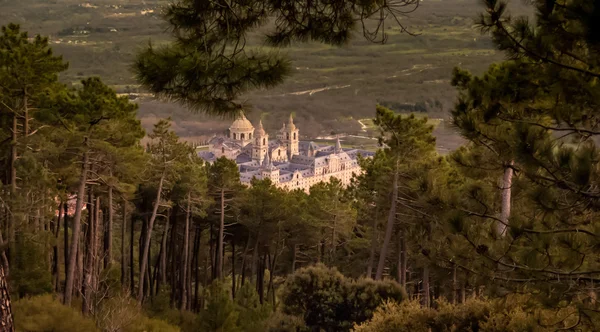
xmin=1 ymin=0 xmax=600 ymax=331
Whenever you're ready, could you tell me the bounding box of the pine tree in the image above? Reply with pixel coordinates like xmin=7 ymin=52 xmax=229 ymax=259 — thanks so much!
xmin=133 ymin=0 xmax=419 ymax=116
xmin=448 ymin=0 xmax=600 ymax=327
xmin=137 ymin=119 xmax=192 ymax=303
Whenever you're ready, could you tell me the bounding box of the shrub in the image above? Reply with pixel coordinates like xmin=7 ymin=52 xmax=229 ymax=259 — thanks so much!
xmin=198 ymin=282 xmax=241 ymax=332
xmin=355 ymin=296 xmax=579 ymax=332
xmin=264 ymin=312 xmax=307 ymax=332
xmin=95 ymin=292 xmax=180 ymax=332
xmin=13 ymin=294 xmax=99 ymax=332
xmin=280 ymin=264 xmax=406 ymax=331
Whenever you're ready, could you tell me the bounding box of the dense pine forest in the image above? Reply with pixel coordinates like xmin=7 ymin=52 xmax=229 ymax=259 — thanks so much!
xmin=1 ymin=0 xmax=600 ymax=331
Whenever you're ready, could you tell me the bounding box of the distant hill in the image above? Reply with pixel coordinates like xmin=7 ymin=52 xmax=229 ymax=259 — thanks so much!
xmin=0 ymin=0 xmax=530 ymax=151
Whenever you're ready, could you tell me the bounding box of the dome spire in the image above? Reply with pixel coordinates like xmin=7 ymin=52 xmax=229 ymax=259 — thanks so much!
xmin=335 ymin=137 xmax=342 ymax=153
xmin=257 ymin=119 xmax=266 ymax=136
xmin=288 ymin=113 xmax=296 ymax=130
xmin=262 ymin=151 xmax=270 ymax=168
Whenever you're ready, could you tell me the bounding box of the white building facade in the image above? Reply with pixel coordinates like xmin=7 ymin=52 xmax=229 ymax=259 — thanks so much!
xmin=199 ymin=113 xmax=374 ymax=192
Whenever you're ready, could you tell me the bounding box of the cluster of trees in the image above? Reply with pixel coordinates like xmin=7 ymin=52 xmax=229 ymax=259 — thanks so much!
xmin=2 ymin=0 xmax=600 ymax=330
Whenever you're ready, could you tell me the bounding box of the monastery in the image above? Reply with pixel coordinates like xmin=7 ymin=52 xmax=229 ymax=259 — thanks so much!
xmin=199 ymin=113 xmax=374 ymax=192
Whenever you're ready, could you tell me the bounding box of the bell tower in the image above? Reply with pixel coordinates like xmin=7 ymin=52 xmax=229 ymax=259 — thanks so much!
xmin=285 ymin=114 xmax=299 ymax=158
xmin=252 ymin=120 xmax=268 ymax=163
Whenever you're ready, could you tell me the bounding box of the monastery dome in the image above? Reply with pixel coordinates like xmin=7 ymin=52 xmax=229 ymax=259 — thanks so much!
xmin=230 ymin=113 xmax=254 ymax=131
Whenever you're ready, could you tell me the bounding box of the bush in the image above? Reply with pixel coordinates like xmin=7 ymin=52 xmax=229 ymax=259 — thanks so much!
xmin=13 ymin=294 xmax=99 ymax=332
xmin=198 ymin=282 xmax=241 ymax=332
xmin=353 ymin=299 xmax=491 ymax=332
xmin=280 ymin=264 xmax=406 ymax=331
xmin=355 ymin=296 xmax=580 ymax=332
xmin=264 ymin=312 xmax=307 ymax=332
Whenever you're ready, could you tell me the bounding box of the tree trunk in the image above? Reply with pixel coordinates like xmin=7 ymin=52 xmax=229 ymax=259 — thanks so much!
xmin=105 ymin=183 xmax=114 ymax=268
xmin=452 ymin=264 xmax=458 ymax=304
xmin=130 ymin=214 xmax=135 ymax=295
xmin=251 ymin=237 xmax=259 ymax=284
xmin=137 ymin=172 xmax=165 ymax=302
xmin=83 ymin=192 xmax=96 ymax=315
xmin=92 ymin=197 xmax=101 ymax=293
xmin=231 ymin=238 xmax=236 ymax=299
xmin=9 ymin=112 xmax=17 ymax=249
xmin=400 ymin=231 xmax=407 ymax=288
xmin=366 ymin=212 xmax=379 ymax=278
xmin=160 ymin=217 xmax=169 ymax=288
xmin=375 ymin=164 xmax=398 ymax=280
xmin=192 ymin=226 xmax=201 ymax=312
xmin=291 ymin=244 xmax=297 ymax=273
xmin=0 ymin=264 xmax=14 ymax=332
xmin=181 ymin=193 xmax=191 ymax=311
xmin=422 ymin=266 xmax=430 ymax=308
xmin=216 ymin=188 xmax=225 ymax=279
xmin=257 ymin=253 xmax=266 ymax=304
xmin=121 ymin=203 xmax=127 ymax=289
xmin=498 ymin=161 xmax=514 ymax=236
xmin=63 ymin=203 xmax=69 ymax=286
xmin=53 ymin=200 xmax=62 ymax=292
xmin=240 ymin=235 xmax=251 ymax=285
xmin=64 ymin=148 xmax=89 ymax=305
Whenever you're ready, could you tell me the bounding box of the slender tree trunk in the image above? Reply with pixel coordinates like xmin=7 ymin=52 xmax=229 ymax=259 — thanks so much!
xmin=121 ymin=203 xmax=127 ymax=288
xmin=366 ymin=211 xmax=379 ymax=278
xmin=498 ymin=161 xmax=514 ymax=236
xmin=155 ymin=224 xmax=167 ymax=295
xmin=258 ymin=253 xmax=266 ymax=304
xmin=154 ymin=242 xmax=164 ymax=295
xmin=192 ymin=226 xmax=201 ymax=312
xmin=92 ymin=197 xmax=101 ymax=293
xmin=83 ymin=192 xmax=96 ymax=315
xmin=137 ymin=172 xmax=165 ymax=302
xmin=76 ymin=233 xmax=83 ymax=299
xmin=291 ymin=244 xmax=297 ymax=273
xmin=181 ymin=193 xmax=191 ymax=310
xmin=52 ymin=201 xmax=62 ymax=292
xmin=231 ymin=239 xmax=236 ymax=299
xmin=422 ymin=266 xmax=430 ymax=308
xmin=452 ymin=264 xmax=458 ymax=304
xmin=331 ymin=215 xmax=336 ymax=263
xmin=0 ymin=264 xmax=14 ymax=332
xmin=130 ymin=214 xmax=135 ymax=295
xmin=216 ymin=188 xmax=225 ymax=279
xmin=400 ymin=231 xmax=407 ymax=288
xmin=160 ymin=218 xmax=169 ymax=288
xmin=240 ymin=235 xmax=251 ymax=285
xmin=9 ymin=112 xmax=17 ymax=249
xmin=64 ymin=148 xmax=89 ymax=305
xmin=251 ymin=236 xmax=259 ymax=284
xmin=105 ymin=183 xmax=114 ymax=268
xmin=63 ymin=203 xmax=69 ymax=286
xmin=209 ymin=222 xmax=215 ymax=280
xmin=375 ymin=164 xmax=398 ymax=280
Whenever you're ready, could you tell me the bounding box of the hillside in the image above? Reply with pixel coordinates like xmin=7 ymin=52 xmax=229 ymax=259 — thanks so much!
xmin=0 ymin=0 xmax=529 ymax=151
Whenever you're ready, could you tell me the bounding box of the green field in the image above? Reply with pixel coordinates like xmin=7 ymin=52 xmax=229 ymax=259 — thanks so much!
xmin=0 ymin=0 xmax=527 ymax=152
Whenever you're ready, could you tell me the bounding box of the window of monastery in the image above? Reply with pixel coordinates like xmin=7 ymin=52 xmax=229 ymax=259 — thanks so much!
xmin=263 ymin=138 xmax=266 ymax=145
xmin=241 ymin=133 xmax=245 ymax=139
xmin=293 ymin=133 xmax=296 ymax=140
xmin=249 ymin=133 xmax=252 ymax=139
xmin=278 ymin=150 xmax=281 ymax=156
xmin=222 ymin=147 xmax=225 ymax=153
xmin=233 ymin=133 xmax=237 ymax=139
xmin=287 ymin=133 xmax=289 ymax=139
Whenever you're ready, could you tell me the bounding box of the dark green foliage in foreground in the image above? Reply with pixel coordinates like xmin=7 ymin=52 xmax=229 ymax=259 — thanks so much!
xmin=281 ymin=264 xmax=406 ymax=331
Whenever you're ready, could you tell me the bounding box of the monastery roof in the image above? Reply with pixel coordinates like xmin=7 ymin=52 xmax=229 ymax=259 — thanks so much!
xmin=229 ymin=113 xmax=254 ymax=131
xmin=198 ymin=151 xmax=216 ymax=162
